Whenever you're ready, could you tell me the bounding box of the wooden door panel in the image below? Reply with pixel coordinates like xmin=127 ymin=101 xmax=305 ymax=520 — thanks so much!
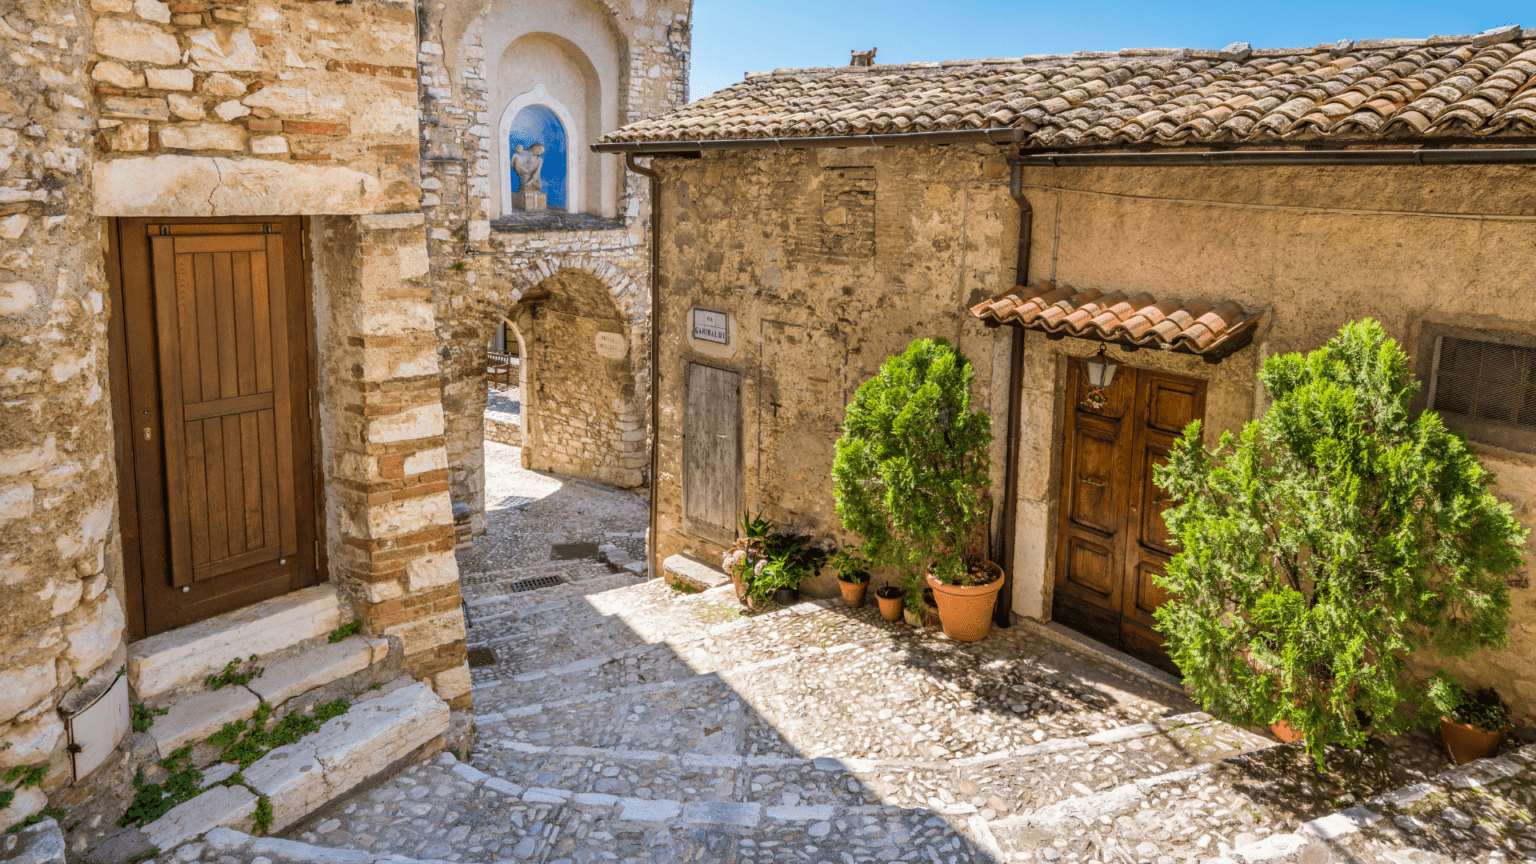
xmin=112 ymin=217 xmax=318 ymax=638
xmin=1065 ymin=536 xmax=1114 ymax=597
xmin=1068 ymin=426 xmax=1119 ymax=534
xmin=683 ymin=363 xmax=741 ymax=543
xmin=1055 ymin=360 xmax=1206 ymax=674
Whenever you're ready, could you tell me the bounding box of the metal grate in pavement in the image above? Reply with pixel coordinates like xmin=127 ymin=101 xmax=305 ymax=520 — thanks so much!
xmin=509 ymin=574 xmax=563 ymax=593
xmin=466 ymin=646 xmax=498 ymax=668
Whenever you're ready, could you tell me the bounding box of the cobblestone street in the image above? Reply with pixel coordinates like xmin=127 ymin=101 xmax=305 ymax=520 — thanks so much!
xmin=149 ymin=443 xmax=1536 ymax=864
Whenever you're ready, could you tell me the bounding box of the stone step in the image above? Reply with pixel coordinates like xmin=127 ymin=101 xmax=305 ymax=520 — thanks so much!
xmin=143 ymin=634 xmax=392 ymax=760
xmin=285 ymin=751 xmax=997 ymax=864
xmin=127 ymin=585 xmax=348 ymax=702
xmin=136 ymin=679 xmax=450 ymax=851
xmin=183 ymin=827 xmax=474 ymax=864
xmin=662 ymin=553 xmax=730 ymax=590
xmin=469 ymin=639 xmax=700 ymax=706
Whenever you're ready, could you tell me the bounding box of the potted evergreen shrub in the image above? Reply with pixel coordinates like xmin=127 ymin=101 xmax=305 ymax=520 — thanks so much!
xmin=830 ymin=544 xmax=871 ymax=608
xmin=1428 ymin=674 xmax=1512 ymax=765
xmin=833 ymin=338 xmax=1002 ymax=641
xmin=1153 ymin=320 xmax=1527 ymax=767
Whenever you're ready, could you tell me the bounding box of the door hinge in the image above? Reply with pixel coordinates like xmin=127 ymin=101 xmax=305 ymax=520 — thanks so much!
xmin=314 ymin=539 xmax=320 ymax=561
xmin=301 ymin=231 xmax=309 ymax=260
xmin=307 ymin=388 xmax=313 ymax=420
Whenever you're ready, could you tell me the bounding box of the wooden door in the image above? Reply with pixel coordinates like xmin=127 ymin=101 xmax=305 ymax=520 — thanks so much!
xmin=683 ymin=362 xmax=741 ymax=545
xmin=1053 ymin=362 xmax=1205 ymax=673
xmin=110 ymin=218 xmax=320 ymax=639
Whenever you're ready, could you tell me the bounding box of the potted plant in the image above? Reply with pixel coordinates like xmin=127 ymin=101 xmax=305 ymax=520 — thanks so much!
xmin=721 ymin=511 xmax=826 ymax=609
xmin=830 ymin=544 xmax=871 ymax=608
xmin=874 ymin=585 xmax=904 ymax=621
xmin=832 ymin=337 xmax=1003 ymax=642
xmin=1428 ymin=674 xmax=1512 ymax=765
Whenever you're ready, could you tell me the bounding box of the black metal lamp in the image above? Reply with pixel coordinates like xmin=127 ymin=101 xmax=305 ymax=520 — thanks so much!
xmin=1083 ymin=345 xmax=1118 ymax=389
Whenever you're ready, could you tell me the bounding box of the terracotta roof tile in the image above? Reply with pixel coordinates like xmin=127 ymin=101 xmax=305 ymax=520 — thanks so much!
xmin=971 ymin=284 xmax=1263 ymax=359
xmin=602 ymin=30 xmax=1536 ymax=149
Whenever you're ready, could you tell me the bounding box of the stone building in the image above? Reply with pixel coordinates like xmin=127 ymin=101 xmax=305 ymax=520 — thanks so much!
xmin=0 ymin=0 xmax=687 ymax=852
xmin=597 ymin=29 xmax=1536 ymax=714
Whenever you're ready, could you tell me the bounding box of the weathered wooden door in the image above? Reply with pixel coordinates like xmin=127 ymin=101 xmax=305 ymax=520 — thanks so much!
xmin=1052 ymin=362 xmax=1205 ymax=673
xmin=109 ymin=218 xmax=320 ymax=639
xmin=683 ymin=362 xmax=741 ymax=545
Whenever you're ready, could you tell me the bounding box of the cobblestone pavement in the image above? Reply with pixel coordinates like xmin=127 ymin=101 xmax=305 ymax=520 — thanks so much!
xmin=150 ymin=445 xmax=1530 ymax=864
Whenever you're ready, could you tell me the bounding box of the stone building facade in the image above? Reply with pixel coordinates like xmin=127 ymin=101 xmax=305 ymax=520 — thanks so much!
xmin=0 ymin=0 xmax=688 ymax=849
xmin=415 ymin=0 xmax=690 ymax=536
xmin=598 ymin=30 xmax=1536 ymax=718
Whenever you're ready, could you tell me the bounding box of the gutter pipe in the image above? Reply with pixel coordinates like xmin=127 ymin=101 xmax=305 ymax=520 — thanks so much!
xmin=994 ymin=160 xmax=1032 ymax=628
xmin=625 ymin=153 xmax=663 ymax=582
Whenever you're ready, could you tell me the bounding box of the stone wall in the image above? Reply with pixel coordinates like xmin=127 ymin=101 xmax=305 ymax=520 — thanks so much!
xmin=89 ymin=0 xmax=422 ymax=217
xmin=414 ymin=0 xmax=690 ymax=528
xmin=0 ymin=0 xmax=122 ymax=828
xmin=649 ymin=145 xmax=1016 ymax=599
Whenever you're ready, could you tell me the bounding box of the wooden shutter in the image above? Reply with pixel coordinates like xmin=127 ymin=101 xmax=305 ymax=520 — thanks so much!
xmin=150 ymin=233 xmax=297 ymax=587
xmin=683 ymin=363 xmax=741 ymax=544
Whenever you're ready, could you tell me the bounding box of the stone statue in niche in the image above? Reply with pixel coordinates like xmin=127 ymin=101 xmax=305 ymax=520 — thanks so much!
xmin=512 ymin=143 xmax=546 ymax=211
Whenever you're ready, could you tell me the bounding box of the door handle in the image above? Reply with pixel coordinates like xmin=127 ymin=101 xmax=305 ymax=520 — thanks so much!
xmin=143 ymin=426 xmax=153 ymax=441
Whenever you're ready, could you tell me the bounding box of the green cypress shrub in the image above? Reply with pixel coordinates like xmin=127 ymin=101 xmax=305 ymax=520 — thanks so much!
xmin=1154 ymin=319 xmax=1525 ymax=765
xmin=833 ymin=338 xmax=993 ymax=615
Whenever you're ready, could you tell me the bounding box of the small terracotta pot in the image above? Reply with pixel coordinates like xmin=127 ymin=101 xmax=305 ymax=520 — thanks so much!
xmin=926 ymin=562 xmax=1004 ymax=642
xmin=875 ymin=589 xmax=904 ymax=622
xmin=922 ymin=589 xmax=942 ymax=629
xmin=1440 ymin=716 xmax=1502 ymax=765
xmin=773 ymin=587 xmax=800 ymax=606
xmin=838 ymin=578 xmax=867 ymax=609
xmin=1270 ymin=719 xmax=1303 ymax=744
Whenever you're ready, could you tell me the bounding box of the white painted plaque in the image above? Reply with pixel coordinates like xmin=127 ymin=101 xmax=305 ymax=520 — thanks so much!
xmin=692 ymin=309 xmax=728 ymax=344
xmin=595 ymin=331 xmax=627 ymax=359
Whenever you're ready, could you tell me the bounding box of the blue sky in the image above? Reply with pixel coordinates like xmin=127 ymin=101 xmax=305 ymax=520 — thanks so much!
xmin=688 ymin=1 xmax=1527 ymax=101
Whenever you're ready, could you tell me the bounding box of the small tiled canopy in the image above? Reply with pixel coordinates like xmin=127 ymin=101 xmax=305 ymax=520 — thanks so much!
xmin=971 ymin=283 xmax=1263 ymax=363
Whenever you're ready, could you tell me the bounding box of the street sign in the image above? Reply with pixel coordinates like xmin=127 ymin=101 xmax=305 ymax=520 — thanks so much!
xmin=692 ymin=308 xmax=728 ymax=344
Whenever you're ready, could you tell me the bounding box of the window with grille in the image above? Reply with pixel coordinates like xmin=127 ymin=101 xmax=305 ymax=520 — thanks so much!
xmin=1421 ymin=327 xmax=1536 ymax=455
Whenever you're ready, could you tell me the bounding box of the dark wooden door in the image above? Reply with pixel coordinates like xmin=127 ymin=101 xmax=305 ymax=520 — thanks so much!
xmin=1053 ymin=362 xmax=1205 ymax=673
xmin=110 ymin=218 xmax=320 ymax=639
xmin=683 ymin=362 xmax=741 ymax=546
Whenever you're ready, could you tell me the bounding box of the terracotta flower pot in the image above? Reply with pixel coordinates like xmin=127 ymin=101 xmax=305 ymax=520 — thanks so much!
xmin=922 ymin=589 xmax=942 ymax=629
xmin=925 ymin=562 xmax=1004 ymax=642
xmin=773 ymin=587 xmax=800 ymax=606
xmin=1270 ymin=719 xmax=1304 ymax=744
xmin=1440 ymin=716 xmax=1502 ymax=765
xmin=875 ymin=589 xmax=904 ymax=621
xmin=838 ymin=578 xmax=867 ymax=609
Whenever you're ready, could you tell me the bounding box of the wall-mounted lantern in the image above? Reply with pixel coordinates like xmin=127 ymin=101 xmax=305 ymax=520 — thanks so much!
xmin=1080 ymin=346 xmax=1119 ymax=410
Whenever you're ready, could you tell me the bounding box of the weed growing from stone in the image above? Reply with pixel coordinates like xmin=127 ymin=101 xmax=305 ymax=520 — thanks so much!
xmin=252 ymin=795 xmax=273 ymax=834
xmin=699 ymin=602 xmax=741 ymax=625
xmin=2 ymin=765 xmax=46 ymax=789
xmin=669 ymin=580 xmax=702 ymax=595
xmin=6 ymin=806 xmax=65 ymax=834
xmin=127 ymin=849 xmax=159 ymax=864
xmin=210 ymin=699 xmax=351 ymax=768
xmin=130 ymin=703 xmax=167 ymax=733
xmin=203 ymin=656 xmax=264 ymax=691
xmin=328 ymin=620 xmax=362 ymax=643
xmin=119 ymin=745 xmax=202 ymax=827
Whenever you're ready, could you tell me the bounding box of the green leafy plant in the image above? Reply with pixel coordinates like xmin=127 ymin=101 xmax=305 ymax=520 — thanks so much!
xmin=1428 ymin=675 xmax=1513 ymax=734
xmin=328 ymin=620 xmax=362 ymax=643
xmin=203 ymin=656 xmax=264 ymax=691
xmin=119 ymin=745 xmax=202 ymax=827
xmin=721 ymin=511 xmax=827 ymax=607
xmin=833 ymin=338 xmax=994 ymax=616
xmin=0 ymin=791 xmax=11 ymax=812
xmin=1153 ymin=320 xmax=1526 ymax=767
xmin=131 ymin=703 xmax=168 ymax=733
xmin=6 ymin=806 xmax=65 ymax=834
xmin=2 ymin=765 xmax=46 ymax=790
xmin=829 ymin=544 xmax=870 ymax=584
xmin=252 ymin=795 xmax=273 ymax=835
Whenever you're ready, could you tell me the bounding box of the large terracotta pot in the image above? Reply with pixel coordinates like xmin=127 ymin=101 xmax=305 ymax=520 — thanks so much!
xmin=1440 ymin=716 xmax=1502 ymax=765
xmin=1270 ymin=719 xmax=1303 ymax=743
xmin=926 ymin=562 xmax=1004 ymax=642
xmin=838 ymin=578 xmax=867 ymax=609
xmin=875 ymin=588 xmax=904 ymax=622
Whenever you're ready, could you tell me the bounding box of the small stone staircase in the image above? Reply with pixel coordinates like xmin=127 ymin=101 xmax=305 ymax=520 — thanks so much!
xmin=70 ymin=586 xmax=451 ymax=863
xmin=105 ymin=572 xmax=1520 ymax=864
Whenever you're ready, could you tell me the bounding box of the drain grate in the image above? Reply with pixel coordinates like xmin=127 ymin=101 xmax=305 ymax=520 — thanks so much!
xmin=550 ymin=542 xmax=600 ymax=560
xmin=466 ymin=646 xmax=498 ymax=668
xmin=509 ymin=574 xmax=563 ymax=593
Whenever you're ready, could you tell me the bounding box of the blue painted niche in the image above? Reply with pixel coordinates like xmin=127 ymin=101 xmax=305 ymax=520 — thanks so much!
xmin=508 ymin=104 xmax=568 ymax=210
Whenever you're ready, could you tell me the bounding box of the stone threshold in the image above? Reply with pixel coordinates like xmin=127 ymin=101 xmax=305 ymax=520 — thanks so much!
xmin=1012 ymin=615 xmax=1188 ymax=698
xmin=128 ymin=585 xmax=348 ymax=702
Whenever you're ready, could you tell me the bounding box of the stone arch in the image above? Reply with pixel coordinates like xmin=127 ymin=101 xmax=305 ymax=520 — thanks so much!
xmin=440 ymin=260 xmax=649 ymax=535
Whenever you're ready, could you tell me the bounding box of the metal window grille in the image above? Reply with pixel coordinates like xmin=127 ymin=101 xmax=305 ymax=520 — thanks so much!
xmin=1426 ymin=333 xmax=1536 ymax=454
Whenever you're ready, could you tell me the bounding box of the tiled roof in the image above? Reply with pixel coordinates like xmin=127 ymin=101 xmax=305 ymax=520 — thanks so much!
xmin=602 ymin=29 xmax=1536 ymax=149
xmin=971 ymin=283 xmax=1264 ymax=360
